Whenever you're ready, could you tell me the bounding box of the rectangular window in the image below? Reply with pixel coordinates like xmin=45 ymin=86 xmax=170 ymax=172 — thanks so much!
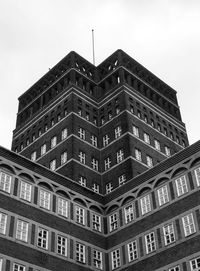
xmin=132 ymin=125 xmax=139 ymax=137
xmin=75 ymin=206 xmax=85 ymax=225
xmin=154 ymin=139 xmax=161 ymax=151
xmin=61 ymin=151 xmax=67 ymax=165
xmin=169 ymin=266 xmax=180 ymax=271
xmin=182 ymin=213 xmax=196 ymax=237
xmin=175 ymin=175 xmax=188 ymax=197
xmin=61 ymin=128 xmax=68 ymax=140
xmin=115 ymin=126 xmax=122 ymax=139
xmin=50 ymin=159 xmax=56 ymax=171
xmin=135 ymin=148 xmax=142 ymax=162
xmin=16 ymin=220 xmax=28 ymax=242
xmin=103 ymin=135 xmax=109 ymax=147
xmin=91 ymin=135 xmax=97 ymax=147
xmin=31 ymin=151 xmax=36 ymax=161
xmin=79 ymin=176 xmax=86 ymax=187
xmin=78 ymin=128 xmax=85 ymax=140
xmin=92 ymin=183 xmax=100 ymax=193
xmin=93 ymin=249 xmax=103 ymax=269
xmin=78 ymin=151 xmax=86 ymax=164
xmin=163 ymin=223 xmax=175 ymax=245
xmin=124 ymin=204 xmax=134 ymax=224
xmin=140 ymin=194 xmax=151 ymax=215
xmin=51 ymin=136 xmax=57 ymax=148
xmin=117 ymin=149 xmax=124 ymax=163
xmin=111 ymin=249 xmax=121 ymax=270
xmin=190 ymin=256 xmax=200 ymax=270
xmin=41 ymin=144 xmax=46 ymax=156
xmin=92 ymin=213 xmax=101 ymax=232
xmin=106 ymin=182 xmax=113 ymax=194
xmin=194 ymin=167 xmax=200 ymax=186
xmin=76 ymin=242 xmax=86 ymax=263
xmin=57 ymin=197 xmax=68 ymax=217
xmin=13 ymin=263 xmax=25 ymax=271
xmin=20 ymin=181 xmax=32 ymax=202
xmin=157 ymin=185 xmax=169 ymax=206
xmin=0 ymin=171 xmax=12 ymax=193
xmin=127 ymin=240 xmax=138 ymax=262
xmin=145 ymin=232 xmax=156 ymax=254
xmin=109 ymin=213 xmax=118 ymax=232
xmin=146 ymin=155 xmax=153 ymax=167
xmin=0 ymin=212 xmax=7 ymax=234
xmin=144 ymin=133 xmax=150 ymax=144
xmin=39 ymin=189 xmax=51 ymax=210
xmin=165 ymin=146 xmax=171 ymax=156
xmin=118 ymin=174 xmax=126 ymax=186
xmin=57 ymin=235 xmax=67 ymax=257
xmin=91 ymin=158 xmax=98 ymax=171
xmin=37 ymin=228 xmax=48 ymax=249
xmin=104 ymin=157 xmax=111 ymax=170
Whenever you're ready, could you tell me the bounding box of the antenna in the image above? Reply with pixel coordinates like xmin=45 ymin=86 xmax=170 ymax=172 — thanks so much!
xmin=92 ymin=29 xmax=95 ymax=65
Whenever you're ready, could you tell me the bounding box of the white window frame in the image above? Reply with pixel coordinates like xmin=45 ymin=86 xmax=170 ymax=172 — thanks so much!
xmin=127 ymin=240 xmax=138 ymax=262
xmin=0 ymin=171 xmax=12 ymax=193
xmin=20 ymin=180 xmax=32 ymax=202
xmin=168 ymin=266 xmax=180 ymax=271
xmin=103 ymin=135 xmax=109 ymax=147
xmin=111 ymin=249 xmax=121 ymax=270
xmin=165 ymin=146 xmax=171 ymax=156
xmin=57 ymin=197 xmax=68 ymax=218
xmin=140 ymin=194 xmax=151 ymax=215
xmin=0 ymin=212 xmax=7 ymax=235
xmin=13 ymin=263 xmax=25 ymax=271
xmin=194 ymin=167 xmax=200 ymax=186
xmin=78 ymin=127 xmax=86 ymax=140
xmin=132 ymin=125 xmax=139 ymax=137
xmin=61 ymin=151 xmax=67 ymax=165
xmin=182 ymin=213 xmax=196 ymax=237
xmin=115 ymin=126 xmax=122 ymax=139
xmin=92 ymin=183 xmax=100 ymax=193
xmin=91 ymin=135 xmax=97 ymax=147
xmin=91 ymin=213 xmax=101 ymax=232
xmin=41 ymin=144 xmax=46 ymax=156
xmin=144 ymin=133 xmax=150 ymax=144
xmin=91 ymin=158 xmax=99 ymax=171
xmin=190 ymin=256 xmax=200 ymax=271
xmin=93 ymin=249 xmax=103 ymax=269
xmin=146 ymin=155 xmax=153 ymax=167
xmin=104 ymin=157 xmax=111 ymax=170
xmin=145 ymin=232 xmax=156 ymax=254
xmin=37 ymin=227 xmax=48 ymax=250
xmin=124 ymin=203 xmax=134 ymax=224
xmin=50 ymin=159 xmax=56 ymax=171
xmin=51 ymin=136 xmax=57 ymax=148
xmin=39 ymin=189 xmax=51 ymax=210
xmin=157 ymin=185 xmax=169 ymax=206
xmin=31 ymin=151 xmax=36 ymax=161
xmin=79 ymin=176 xmax=86 ymax=187
xmin=57 ymin=234 xmax=67 ymax=257
xmin=163 ymin=223 xmax=175 ymax=246
xmin=61 ymin=128 xmax=68 ymax=140
xmin=135 ymin=149 xmax=142 ymax=162
xmin=75 ymin=205 xmax=85 ymax=225
xmin=79 ymin=151 xmax=86 ymax=164
xmin=106 ymin=182 xmax=113 ymax=194
xmin=16 ymin=219 xmax=29 ymax=242
xmin=154 ymin=139 xmax=161 ymax=151
xmin=76 ymin=242 xmax=86 ymax=263
xmin=175 ymin=175 xmax=188 ymax=197
xmin=117 ymin=149 xmax=124 ymax=163
xmin=118 ymin=174 xmax=126 ymax=186
xmin=109 ymin=213 xmax=118 ymax=232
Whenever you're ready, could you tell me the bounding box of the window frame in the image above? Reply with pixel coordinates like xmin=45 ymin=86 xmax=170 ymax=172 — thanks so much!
xmin=57 ymin=197 xmax=68 ymax=218
xmin=109 ymin=212 xmax=118 ymax=232
xmin=57 ymin=234 xmax=68 ymax=257
xmin=37 ymin=227 xmax=49 ymax=250
xmin=182 ymin=213 xmax=196 ymax=237
xmin=19 ymin=180 xmax=32 ymax=202
xmin=145 ymin=231 xmax=156 ymax=254
xmin=140 ymin=194 xmax=151 ymax=215
xmin=16 ymin=219 xmax=29 ymax=242
xmin=157 ymin=185 xmax=169 ymax=206
xmin=163 ymin=222 xmax=176 ymax=246
xmin=124 ymin=203 xmax=134 ymax=224
xmin=127 ymin=240 xmax=138 ymax=262
xmin=0 ymin=171 xmax=12 ymax=194
xmin=175 ymin=175 xmax=188 ymax=197
xmin=75 ymin=205 xmax=85 ymax=225
xmin=39 ymin=188 xmax=51 ymax=210
xmin=75 ymin=242 xmax=86 ymax=263
xmin=91 ymin=212 xmax=102 ymax=232
xmin=111 ymin=248 xmax=121 ymax=270
xmin=0 ymin=212 xmax=7 ymax=235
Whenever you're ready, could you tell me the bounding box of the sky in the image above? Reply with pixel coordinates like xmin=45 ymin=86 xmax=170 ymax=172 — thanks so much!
xmin=0 ymin=0 xmax=200 ymax=150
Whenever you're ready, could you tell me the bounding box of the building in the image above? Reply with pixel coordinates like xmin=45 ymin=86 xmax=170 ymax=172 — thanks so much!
xmin=0 ymin=50 xmax=200 ymax=271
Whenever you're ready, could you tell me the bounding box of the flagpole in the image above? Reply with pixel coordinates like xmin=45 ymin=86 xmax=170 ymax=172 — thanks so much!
xmin=92 ymin=29 xmax=95 ymax=65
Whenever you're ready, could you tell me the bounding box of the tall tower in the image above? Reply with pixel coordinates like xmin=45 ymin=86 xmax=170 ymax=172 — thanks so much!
xmin=11 ymin=50 xmax=189 ymax=194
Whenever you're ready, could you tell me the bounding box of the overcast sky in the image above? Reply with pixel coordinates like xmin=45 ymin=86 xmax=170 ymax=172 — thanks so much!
xmin=0 ymin=0 xmax=200 ymax=150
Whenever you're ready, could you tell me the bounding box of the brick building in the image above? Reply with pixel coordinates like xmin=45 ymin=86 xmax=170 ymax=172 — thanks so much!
xmin=0 ymin=50 xmax=200 ymax=271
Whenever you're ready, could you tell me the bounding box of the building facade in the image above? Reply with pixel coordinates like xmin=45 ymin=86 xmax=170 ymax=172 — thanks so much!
xmin=0 ymin=50 xmax=200 ymax=271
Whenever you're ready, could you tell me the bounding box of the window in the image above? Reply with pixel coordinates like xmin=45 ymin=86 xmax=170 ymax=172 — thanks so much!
xmin=127 ymin=240 xmax=138 ymax=262
xmin=157 ymin=124 xmax=161 ymax=131
xmin=190 ymin=256 xmax=200 ymax=270
xmin=13 ymin=263 xmax=25 ymax=271
xmin=19 ymin=180 xmax=32 ymax=202
xmin=157 ymin=185 xmax=169 ymax=206
xmin=146 ymin=155 xmax=153 ymax=167
xmin=78 ymin=108 xmax=82 ymax=116
xmin=79 ymin=176 xmax=86 ymax=187
xmin=61 ymin=151 xmax=67 ymax=165
xmin=64 ymin=108 xmax=68 ymax=116
xmin=124 ymin=203 xmax=134 ymax=224
xmin=115 ymin=126 xmax=122 ymax=139
xmin=145 ymin=232 xmax=156 ymax=254
xmin=140 ymin=194 xmax=151 ymax=215
xmin=116 ymin=106 xmax=120 ymax=115
xmin=61 ymin=128 xmax=68 ymax=140
xmin=39 ymin=189 xmax=51 ymax=210
xmin=0 ymin=212 xmax=7 ymax=234
xmin=106 ymin=182 xmax=113 ymax=194
xmin=51 ymin=136 xmax=57 ymax=148
xmin=165 ymin=146 xmax=171 ymax=156
xmin=91 ymin=135 xmax=97 ymax=147
xmin=86 ymin=112 xmax=90 ymax=121
xmin=169 ymin=266 xmax=180 ymax=271
xmin=50 ymin=159 xmax=56 ymax=171
xmin=57 ymin=197 xmax=68 ymax=217
xmin=57 ymin=114 xmax=61 ymax=122
xmin=104 ymin=157 xmax=111 ymax=170
xmin=16 ymin=220 xmax=28 ymax=242
xmin=118 ymin=174 xmax=126 ymax=186
xmin=163 ymin=223 xmax=175 ymax=245
xmin=76 ymin=242 xmax=86 ymax=263
xmin=57 ymin=235 xmax=67 ymax=256
xmin=101 ymin=117 xmax=105 ymax=125
xmin=41 ymin=144 xmax=46 ymax=156
xmin=108 ymin=112 xmax=112 ymax=120
xmin=103 ymin=135 xmax=109 ymax=147
xmin=137 ymin=111 xmax=141 ymax=118
xmin=130 ymin=105 xmax=134 ymax=113
xmin=78 ymin=151 xmax=86 ymax=164
xmin=75 ymin=206 xmax=85 ymax=225
xmin=182 ymin=213 xmax=196 ymax=237
xmin=194 ymin=167 xmax=200 ymax=186
xmin=109 ymin=213 xmax=118 ymax=232
xmin=91 ymin=158 xmax=98 ymax=171
xmin=26 ymin=138 xmax=30 ymax=146
xmin=117 ymin=149 xmax=124 ymax=163
xmin=37 ymin=228 xmax=48 ymax=249
xmin=32 ymin=134 xmax=36 ymax=141
xmin=175 ymin=175 xmax=188 ymax=197
xmin=144 ymin=133 xmax=150 ymax=144
xmin=31 ymin=151 xmax=36 ymax=161
xmin=92 ymin=183 xmax=100 ymax=193
xmin=93 ymin=249 xmax=103 ymax=269
xmin=132 ymin=125 xmax=139 ymax=137
xmin=135 ymin=148 xmax=142 ymax=162
xmin=44 ymin=124 xmax=48 ymax=132
xmin=51 ymin=119 xmax=54 ymax=126
xmin=78 ymin=128 xmax=85 ymax=140
xmin=92 ymin=213 xmax=101 ymax=232
xmin=111 ymin=249 xmax=121 ymax=270
xmin=0 ymin=171 xmax=12 ymax=193
xmin=154 ymin=139 xmax=161 ymax=151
